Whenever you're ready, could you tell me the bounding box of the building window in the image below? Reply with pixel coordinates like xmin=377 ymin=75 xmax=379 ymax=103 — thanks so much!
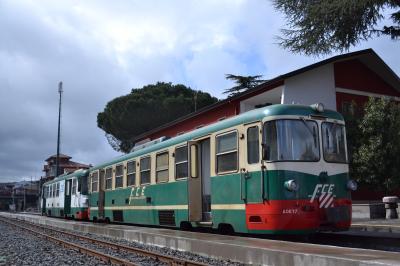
xmin=91 ymin=172 xmax=98 ymax=192
xmin=140 ymin=157 xmax=151 ymax=185
xmin=247 ymin=126 xmax=260 ymax=164
xmin=71 ymin=179 xmax=77 ymax=195
xmin=216 ymin=131 xmax=238 ymax=173
xmin=115 ymin=164 xmax=123 ymax=188
xmin=105 ymin=168 xmax=112 ymax=189
xmin=156 ymin=152 xmax=169 ymax=183
xmin=127 ymin=161 xmax=136 ymax=186
xmin=341 ymin=101 xmax=355 ymax=117
xmin=175 ymin=145 xmax=188 ymax=179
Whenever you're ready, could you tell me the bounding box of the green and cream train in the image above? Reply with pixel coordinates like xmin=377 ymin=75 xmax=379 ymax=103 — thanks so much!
xmin=42 ymin=169 xmax=89 ymax=219
xmin=42 ymin=104 xmax=357 ymax=234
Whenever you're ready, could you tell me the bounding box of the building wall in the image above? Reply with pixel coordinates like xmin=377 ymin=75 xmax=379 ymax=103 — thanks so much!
xmin=334 ymin=59 xmax=400 ymax=113
xmin=283 ymin=63 xmax=337 ymax=110
xmin=335 ymin=59 xmax=400 ymax=97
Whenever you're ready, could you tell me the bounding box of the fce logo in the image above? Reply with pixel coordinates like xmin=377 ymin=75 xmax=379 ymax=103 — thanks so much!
xmin=309 ymin=184 xmax=335 ymax=208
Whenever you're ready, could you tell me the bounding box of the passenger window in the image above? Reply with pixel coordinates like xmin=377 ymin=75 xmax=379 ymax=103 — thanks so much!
xmin=115 ymin=164 xmax=124 ymax=188
xmin=91 ymin=172 xmax=99 ymax=192
xmin=105 ymin=168 xmax=112 ymax=189
xmin=81 ymin=175 xmax=88 ymax=194
xmin=56 ymin=183 xmax=60 ymax=197
xmin=140 ymin=157 xmax=151 ymax=185
xmin=156 ymin=152 xmax=169 ymax=183
xmin=175 ymin=145 xmax=188 ymax=179
xmin=216 ymin=131 xmax=238 ymax=173
xmin=247 ymin=126 xmax=260 ymax=164
xmin=127 ymin=161 xmax=136 ymax=186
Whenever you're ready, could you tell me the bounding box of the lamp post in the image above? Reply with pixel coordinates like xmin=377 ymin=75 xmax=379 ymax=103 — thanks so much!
xmin=55 ymin=81 xmax=63 ymax=177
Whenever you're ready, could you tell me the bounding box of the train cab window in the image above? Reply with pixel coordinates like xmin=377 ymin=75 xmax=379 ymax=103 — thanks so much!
xmin=156 ymin=152 xmax=169 ymax=183
xmin=175 ymin=145 xmax=188 ymax=179
xmin=115 ymin=164 xmax=124 ymax=188
xmin=263 ymin=120 xmax=320 ymax=161
xmin=52 ymin=184 xmax=55 ymax=197
xmin=216 ymin=131 xmax=238 ymax=173
xmin=71 ymin=179 xmax=77 ymax=195
xmin=140 ymin=157 xmax=151 ymax=185
xmin=127 ymin=161 xmax=136 ymax=186
xmin=91 ymin=172 xmax=99 ymax=192
xmin=105 ymin=168 xmax=112 ymax=189
xmin=322 ymin=122 xmax=347 ymax=163
xmin=247 ymin=126 xmax=260 ymax=164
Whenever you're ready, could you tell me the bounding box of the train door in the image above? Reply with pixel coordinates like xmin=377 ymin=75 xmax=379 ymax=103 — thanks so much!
xmin=41 ymin=186 xmax=46 ymax=215
xmin=65 ymin=179 xmax=72 ymax=216
xmin=242 ymin=123 xmax=264 ymax=203
xmin=188 ymin=138 xmax=211 ymax=222
xmin=98 ymin=169 xmax=105 ymax=219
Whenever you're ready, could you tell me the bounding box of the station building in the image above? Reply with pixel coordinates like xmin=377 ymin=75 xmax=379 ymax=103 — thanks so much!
xmin=42 ymin=154 xmax=91 ymax=182
xmin=133 ymin=49 xmax=400 ymax=145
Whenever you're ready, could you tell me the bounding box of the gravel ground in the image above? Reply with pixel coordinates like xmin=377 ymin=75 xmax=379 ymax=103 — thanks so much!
xmin=44 ymin=224 xmax=243 ymax=266
xmin=0 ymin=218 xmax=243 ymax=266
xmin=0 ymin=222 xmax=108 ymax=266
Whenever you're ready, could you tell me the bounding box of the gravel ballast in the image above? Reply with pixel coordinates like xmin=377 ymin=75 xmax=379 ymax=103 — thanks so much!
xmin=0 ymin=218 xmax=243 ymax=266
xmin=0 ymin=221 xmax=108 ymax=266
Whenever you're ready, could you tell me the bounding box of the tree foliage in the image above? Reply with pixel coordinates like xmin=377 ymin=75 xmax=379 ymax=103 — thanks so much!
xmin=97 ymin=82 xmax=218 ymax=153
xmin=223 ymin=74 xmax=265 ymax=97
xmin=273 ymin=0 xmax=400 ymax=55
xmin=351 ymin=97 xmax=400 ymax=193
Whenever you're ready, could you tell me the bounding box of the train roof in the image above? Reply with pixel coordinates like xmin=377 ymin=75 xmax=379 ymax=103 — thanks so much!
xmin=44 ymin=169 xmax=89 ymax=186
xmin=89 ymin=104 xmax=344 ymax=172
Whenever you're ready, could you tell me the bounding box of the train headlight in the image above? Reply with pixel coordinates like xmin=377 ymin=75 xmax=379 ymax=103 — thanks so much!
xmin=311 ymin=103 xmax=324 ymax=113
xmin=284 ymin=180 xmax=299 ymax=191
xmin=347 ymin=180 xmax=357 ymax=191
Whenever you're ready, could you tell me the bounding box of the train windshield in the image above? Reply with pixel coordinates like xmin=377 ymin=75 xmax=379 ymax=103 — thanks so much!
xmin=322 ymin=122 xmax=347 ymax=163
xmin=263 ymin=119 xmax=320 ymax=161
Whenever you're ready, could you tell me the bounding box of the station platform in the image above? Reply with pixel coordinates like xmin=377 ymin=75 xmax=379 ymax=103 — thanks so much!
xmin=351 ymin=219 xmax=400 ymax=234
xmin=352 ymin=202 xmax=400 ymax=233
xmin=1 ymin=212 xmax=400 ymax=266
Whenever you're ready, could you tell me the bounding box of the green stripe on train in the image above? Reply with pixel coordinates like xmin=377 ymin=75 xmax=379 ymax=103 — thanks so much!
xmin=89 ymin=170 xmax=349 ymax=233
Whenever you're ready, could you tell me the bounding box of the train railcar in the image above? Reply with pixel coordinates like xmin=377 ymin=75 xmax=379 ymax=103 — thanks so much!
xmin=41 ymin=169 xmax=89 ymax=220
xmin=87 ymin=104 xmax=357 ymax=234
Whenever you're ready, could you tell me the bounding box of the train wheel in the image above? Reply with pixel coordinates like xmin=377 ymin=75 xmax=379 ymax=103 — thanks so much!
xmin=218 ymin=224 xmax=234 ymax=235
xmin=180 ymin=221 xmax=192 ymax=231
xmin=105 ymin=217 xmax=111 ymax=224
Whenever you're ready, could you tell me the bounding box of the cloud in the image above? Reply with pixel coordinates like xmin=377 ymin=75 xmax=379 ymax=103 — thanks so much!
xmin=0 ymin=0 xmax=398 ymax=182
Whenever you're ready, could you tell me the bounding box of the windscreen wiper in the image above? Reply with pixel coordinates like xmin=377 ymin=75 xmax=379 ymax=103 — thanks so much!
xmin=300 ymin=117 xmax=318 ymax=147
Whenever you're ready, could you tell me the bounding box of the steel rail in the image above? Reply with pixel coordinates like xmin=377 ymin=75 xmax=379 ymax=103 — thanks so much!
xmin=0 ymin=217 xmax=208 ymax=266
xmin=0 ymin=217 xmax=138 ymax=265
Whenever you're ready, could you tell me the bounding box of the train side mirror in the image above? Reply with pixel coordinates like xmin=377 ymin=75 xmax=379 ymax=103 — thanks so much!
xmin=262 ymin=143 xmax=270 ymax=161
xmin=190 ymin=144 xmax=198 ymax=178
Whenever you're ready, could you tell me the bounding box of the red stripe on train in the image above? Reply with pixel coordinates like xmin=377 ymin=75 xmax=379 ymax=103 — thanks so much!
xmin=246 ymin=198 xmax=351 ymax=231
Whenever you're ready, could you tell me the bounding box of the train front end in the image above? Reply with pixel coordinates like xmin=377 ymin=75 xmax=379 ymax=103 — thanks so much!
xmin=246 ymin=104 xmax=356 ymax=234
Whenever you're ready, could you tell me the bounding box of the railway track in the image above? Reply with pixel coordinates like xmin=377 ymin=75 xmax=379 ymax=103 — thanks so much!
xmin=0 ymin=216 xmax=208 ymax=266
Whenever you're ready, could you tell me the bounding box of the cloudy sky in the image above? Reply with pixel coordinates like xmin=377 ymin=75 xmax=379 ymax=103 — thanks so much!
xmin=0 ymin=0 xmax=398 ymax=182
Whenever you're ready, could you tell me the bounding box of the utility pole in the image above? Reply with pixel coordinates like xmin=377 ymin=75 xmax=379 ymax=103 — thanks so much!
xmin=55 ymin=81 xmax=63 ymax=177
xmin=24 ymin=179 xmax=26 ymax=212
